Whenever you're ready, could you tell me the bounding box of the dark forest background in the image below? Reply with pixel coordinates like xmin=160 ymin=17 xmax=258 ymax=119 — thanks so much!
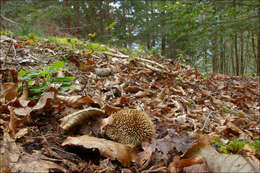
xmin=1 ymin=0 xmax=260 ymax=76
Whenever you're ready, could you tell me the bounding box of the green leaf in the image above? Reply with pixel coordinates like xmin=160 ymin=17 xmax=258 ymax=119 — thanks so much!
xmin=18 ymin=70 xmax=32 ymax=77
xmin=39 ymin=71 xmax=49 ymax=76
xmin=88 ymin=32 xmax=96 ymax=38
xmin=28 ymin=95 xmax=41 ymax=100
xmin=23 ymin=72 xmax=40 ymax=80
xmin=29 ymin=83 xmax=48 ymax=94
xmin=49 ymin=61 xmax=65 ymax=70
xmin=106 ymin=22 xmax=116 ymax=30
xmin=60 ymin=82 xmax=73 ymax=88
xmin=51 ymin=77 xmax=75 ymax=83
xmin=18 ymin=82 xmax=23 ymax=91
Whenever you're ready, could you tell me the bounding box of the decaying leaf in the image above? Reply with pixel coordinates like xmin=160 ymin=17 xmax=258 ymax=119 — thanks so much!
xmin=57 ymin=95 xmax=94 ymax=108
xmin=103 ymin=104 xmax=121 ymax=115
xmin=14 ymin=127 xmax=29 ymax=140
xmin=13 ymin=107 xmax=32 ymax=116
xmin=183 ymin=159 xmax=210 ymax=173
xmin=168 ymin=155 xmax=210 ymax=173
xmin=32 ymin=91 xmax=55 ymax=111
xmin=62 ymin=135 xmax=138 ymax=166
xmin=60 ymin=107 xmax=105 ymax=131
xmin=0 ymin=82 xmax=18 ymax=103
xmin=8 ymin=107 xmax=24 ymax=136
xmin=184 ymin=134 xmax=260 ymax=172
xmin=0 ymin=131 xmax=65 ymax=173
xmin=136 ymin=141 xmax=153 ymax=170
xmin=18 ymin=83 xmax=30 ymax=107
xmin=79 ymin=62 xmax=94 ymax=71
xmin=124 ymin=86 xmax=142 ymax=93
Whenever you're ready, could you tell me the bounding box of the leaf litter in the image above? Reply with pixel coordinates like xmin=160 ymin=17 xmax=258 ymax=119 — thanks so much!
xmin=0 ymin=35 xmax=259 ymax=172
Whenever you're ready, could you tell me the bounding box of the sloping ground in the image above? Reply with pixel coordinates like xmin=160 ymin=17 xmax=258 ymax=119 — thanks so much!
xmin=0 ymin=35 xmax=259 ymax=172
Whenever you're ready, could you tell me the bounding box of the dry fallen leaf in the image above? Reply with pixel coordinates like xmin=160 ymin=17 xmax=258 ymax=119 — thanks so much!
xmin=183 ymin=161 xmax=210 ymax=173
xmin=184 ymin=133 xmax=260 ymax=172
xmin=32 ymin=91 xmax=55 ymax=111
xmin=57 ymin=95 xmax=94 ymax=108
xmin=103 ymin=104 xmax=121 ymax=115
xmin=62 ymin=135 xmax=138 ymax=166
xmin=79 ymin=62 xmax=94 ymax=71
xmin=59 ymin=107 xmax=105 ymax=131
xmin=13 ymin=107 xmax=32 ymax=116
xmin=0 ymin=131 xmax=65 ymax=173
xmin=168 ymin=155 xmax=210 ymax=173
xmin=124 ymin=86 xmax=142 ymax=93
xmin=0 ymin=82 xmax=18 ymax=103
xmin=136 ymin=141 xmax=153 ymax=170
xmin=8 ymin=107 xmax=24 ymax=136
xmin=17 ymin=83 xmax=30 ymax=107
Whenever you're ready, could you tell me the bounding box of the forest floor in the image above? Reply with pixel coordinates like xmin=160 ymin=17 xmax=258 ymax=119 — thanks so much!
xmin=0 ymin=34 xmax=259 ymax=173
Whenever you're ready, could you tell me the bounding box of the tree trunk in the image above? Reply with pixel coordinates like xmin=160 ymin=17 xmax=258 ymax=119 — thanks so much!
xmin=240 ymin=33 xmax=244 ymax=75
xmin=0 ymin=0 xmax=4 ymax=10
xmin=220 ymin=37 xmax=225 ymax=74
xmin=161 ymin=33 xmax=166 ymax=56
xmin=63 ymin=0 xmax=71 ymax=34
xmin=145 ymin=0 xmax=150 ymax=50
xmin=252 ymin=33 xmax=257 ymax=60
xmin=234 ymin=34 xmax=239 ymax=75
xmin=231 ymin=41 xmax=235 ymax=75
xmin=257 ymin=0 xmax=260 ymax=76
xmin=212 ymin=3 xmax=218 ymax=73
xmin=151 ymin=0 xmax=155 ymax=48
xmin=245 ymin=33 xmax=250 ymax=74
xmin=74 ymin=1 xmax=80 ymax=37
xmin=223 ymin=42 xmax=226 ymax=74
xmin=171 ymin=41 xmax=175 ymax=60
xmin=212 ymin=37 xmax=218 ymax=74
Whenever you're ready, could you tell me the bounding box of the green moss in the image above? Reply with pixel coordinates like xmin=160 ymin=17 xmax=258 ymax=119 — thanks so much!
xmin=47 ymin=36 xmax=109 ymax=53
xmin=0 ymin=30 xmax=13 ymax=36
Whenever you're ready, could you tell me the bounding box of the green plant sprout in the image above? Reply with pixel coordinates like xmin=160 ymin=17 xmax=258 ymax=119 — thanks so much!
xmin=212 ymin=138 xmax=260 ymax=156
xmin=106 ymin=22 xmax=116 ymax=30
xmin=18 ymin=61 xmax=75 ymax=99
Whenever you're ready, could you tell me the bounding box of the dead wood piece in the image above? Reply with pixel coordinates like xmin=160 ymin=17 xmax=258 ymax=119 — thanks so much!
xmin=95 ymin=68 xmax=112 ymax=77
xmin=136 ymin=57 xmax=165 ymax=69
xmin=138 ymin=62 xmax=167 ymax=74
xmin=103 ymin=51 xmax=129 ymax=58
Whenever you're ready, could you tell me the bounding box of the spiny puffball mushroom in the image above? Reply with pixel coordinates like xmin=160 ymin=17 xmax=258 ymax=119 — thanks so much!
xmin=102 ymin=108 xmax=156 ymax=147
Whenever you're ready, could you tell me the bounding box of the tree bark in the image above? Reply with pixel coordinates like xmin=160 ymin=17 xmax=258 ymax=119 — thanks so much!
xmin=240 ymin=33 xmax=244 ymax=75
xmin=0 ymin=0 xmax=4 ymax=10
xmin=252 ymin=33 xmax=257 ymax=60
xmin=234 ymin=34 xmax=239 ymax=75
xmin=212 ymin=37 xmax=218 ymax=74
xmin=171 ymin=41 xmax=175 ymax=60
xmin=257 ymin=0 xmax=260 ymax=76
xmin=74 ymin=1 xmax=80 ymax=37
xmin=220 ymin=37 xmax=225 ymax=74
xmin=212 ymin=2 xmax=218 ymax=73
xmin=63 ymin=0 xmax=71 ymax=34
xmin=145 ymin=0 xmax=150 ymax=50
xmin=231 ymin=41 xmax=235 ymax=75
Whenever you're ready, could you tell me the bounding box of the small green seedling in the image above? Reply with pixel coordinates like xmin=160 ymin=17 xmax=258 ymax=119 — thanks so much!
xmin=213 ymin=138 xmax=260 ymax=156
xmin=18 ymin=61 xmax=75 ymax=99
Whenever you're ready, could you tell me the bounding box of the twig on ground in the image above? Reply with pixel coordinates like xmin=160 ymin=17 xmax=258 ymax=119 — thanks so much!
xmin=201 ymin=111 xmax=213 ymax=132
